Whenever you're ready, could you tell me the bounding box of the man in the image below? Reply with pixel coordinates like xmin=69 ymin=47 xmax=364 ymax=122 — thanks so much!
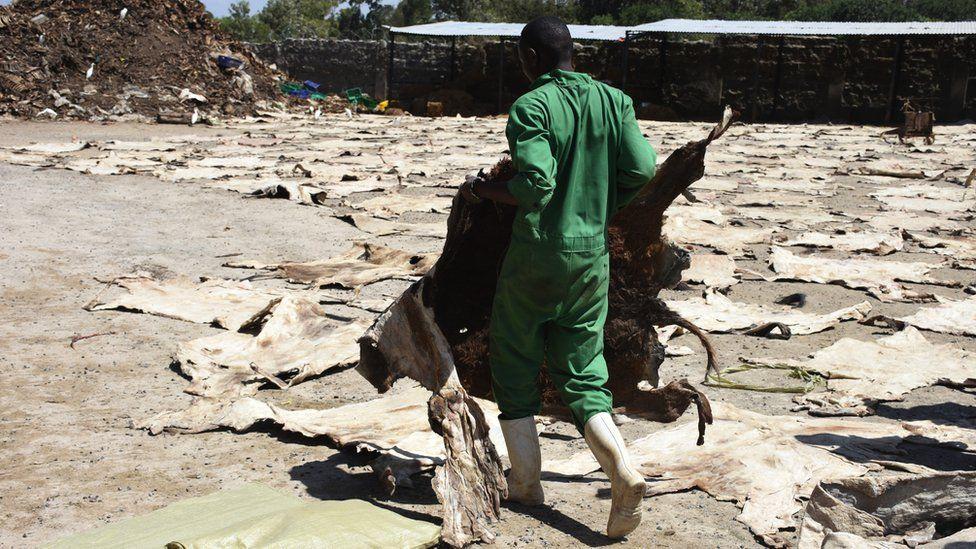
xmin=461 ymin=16 xmax=658 ymax=540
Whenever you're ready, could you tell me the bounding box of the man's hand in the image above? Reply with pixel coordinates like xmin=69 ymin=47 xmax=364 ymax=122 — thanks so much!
xmin=460 ymin=173 xmax=484 ymax=204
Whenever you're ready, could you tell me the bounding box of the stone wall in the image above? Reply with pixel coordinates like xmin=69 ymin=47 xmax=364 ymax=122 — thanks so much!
xmin=251 ymin=35 xmax=976 ymax=123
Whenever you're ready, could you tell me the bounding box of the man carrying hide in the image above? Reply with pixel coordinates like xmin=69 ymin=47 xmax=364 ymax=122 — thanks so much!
xmin=461 ymin=16 xmax=658 ymax=539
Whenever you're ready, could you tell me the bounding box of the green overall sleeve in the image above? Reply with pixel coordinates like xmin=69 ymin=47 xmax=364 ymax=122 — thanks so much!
xmin=505 ymin=99 xmax=557 ymax=212
xmin=614 ymin=97 xmax=657 ymax=211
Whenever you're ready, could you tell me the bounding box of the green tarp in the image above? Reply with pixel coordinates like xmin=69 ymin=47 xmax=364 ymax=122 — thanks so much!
xmin=48 ymin=484 xmax=440 ymax=549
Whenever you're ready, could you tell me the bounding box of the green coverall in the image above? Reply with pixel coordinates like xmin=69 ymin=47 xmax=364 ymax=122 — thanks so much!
xmin=489 ymin=69 xmax=658 ymax=431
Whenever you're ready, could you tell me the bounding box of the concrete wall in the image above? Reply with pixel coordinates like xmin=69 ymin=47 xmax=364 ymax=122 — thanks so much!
xmin=250 ymin=35 xmax=976 ymax=123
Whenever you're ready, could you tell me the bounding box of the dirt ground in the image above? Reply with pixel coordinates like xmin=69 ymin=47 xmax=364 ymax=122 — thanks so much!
xmin=1 ymin=115 xmax=974 ymax=548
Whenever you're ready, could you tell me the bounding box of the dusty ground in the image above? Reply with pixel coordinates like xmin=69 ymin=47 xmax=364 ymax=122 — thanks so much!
xmin=1 ymin=114 xmax=974 ymax=548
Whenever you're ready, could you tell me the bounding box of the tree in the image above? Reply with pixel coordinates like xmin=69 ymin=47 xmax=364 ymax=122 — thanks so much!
xmin=787 ymin=0 xmax=921 ymax=22
xmin=617 ymin=0 xmax=704 ymax=25
xmin=490 ymin=0 xmax=578 ymax=23
xmin=218 ymin=0 xmax=272 ymax=42
xmin=257 ymin=0 xmax=339 ymax=40
xmin=431 ymin=0 xmax=492 ymax=20
xmin=390 ymin=0 xmax=434 ymax=26
xmin=911 ymin=0 xmax=976 ymax=21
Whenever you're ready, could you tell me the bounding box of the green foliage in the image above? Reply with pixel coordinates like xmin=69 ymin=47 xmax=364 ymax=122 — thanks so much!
xmin=257 ymin=0 xmax=339 ymax=39
xmin=214 ymin=0 xmax=973 ymax=43
xmin=617 ymin=0 xmax=704 ymax=25
xmin=787 ymin=0 xmax=919 ymax=22
xmin=390 ymin=0 xmax=434 ymax=26
xmin=218 ymin=0 xmax=272 ymax=42
xmin=911 ymin=0 xmax=976 ymax=21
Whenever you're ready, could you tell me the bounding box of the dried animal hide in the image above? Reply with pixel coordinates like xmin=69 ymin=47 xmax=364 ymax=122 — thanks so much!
xmin=664 ymin=216 xmax=773 ymax=256
xmin=13 ymin=141 xmax=90 ymax=153
xmin=905 ymin=232 xmax=976 ymax=261
xmin=85 ymin=273 xmax=281 ymax=331
xmin=175 ymin=294 xmax=372 ymax=398
xmin=768 ymin=246 xmax=949 ymax=302
xmin=871 ymin=184 xmax=973 ymax=214
xmin=682 ymin=254 xmax=739 ymax=289
xmin=746 ymin=327 xmax=976 ymax=416
xmin=901 ymin=419 xmax=976 ymax=452
xmin=358 ymin=286 xmax=506 ymax=547
xmin=734 ymin=207 xmax=839 ymax=229
xmin=666 ymin=290 xmax=871 ymax=336
xmin=545 ymin=401 xmax=921 ymax=546
xmin=777 ymin=231 xmax=904 ymax=256
xmin=137 ymin=385 xmax=505 ymax=494
xmin=226 ymin=242 xmax=438 ymax=289
xmin=339 ymin=213 xmax=446 ymax=239
xmin=354 ymin=191 xmax=452 ymax=219
xmin=799 ymin=471 xmax=976 ymax=549
xmin=864 ymin=213 xmax=964 ymax=233
xmin=357 ymin=109 xmax=737 ymax=546
xmin=732 ymin=192 xmax=822 ymax=208
xmin=205 ymin=178 xmax=331 ymax=207
xmin=895 ymin=295 xmax=976 ymax=336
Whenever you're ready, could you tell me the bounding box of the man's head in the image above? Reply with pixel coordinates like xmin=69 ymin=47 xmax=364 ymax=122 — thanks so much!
xmin=518 ymin=16 xmax=573 ymax=82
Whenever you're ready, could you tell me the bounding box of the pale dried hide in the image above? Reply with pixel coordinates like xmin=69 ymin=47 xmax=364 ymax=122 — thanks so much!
xmin=871 ymin=184 xmax=974 ymax=214
xmin=192 ymin=155 xmax=279 ymax=169
xmin=545 ymin=402 xmax=921 ymax=545
xmin=100 ymin=139 xmax=178 ymax=152
xmin=798 ymin=471 xmax=976 ymax=549
xmin=137 ymin=385 xmax=506 ymax=492
xmin=339 ymin=213 xmax=446 ymax=239
xmin=904 ymin=231 xmax=976 ymax=260
xmin=62 ymin=155 xmax=158 ymax=176
xmin=153 ymin=166 xmax=254 ymax=182
xmin=747 ymin=327 xmax=976 ymax=415
xmin=864 ymin=214 xmax=964 ymax=233
xmin=354 ymin=191 xmax=452 ymax=219
xmin=732 ymin=192 xmax=822 ymax=208
xmin=666 ymin=290 xmax=871 ymax=336
xmin=693 ymin=177 xmax=739 ymax=192
xmin=682 ymin=254 xmax=739 ymax=289
xmin=85 ymin=273 xmax=281 ymax=331
xmin=173 ymin=295 xmax=370 ymax=398
xmin=896 ymin=295 xmax=976 ymax=336
xmin=777 ymin=231 xmax=904 ymax=255
xmin=734 ymin=207 xmax=839 ymax=228
xmin=901 ymin=419 xmax=976 ymax=452
xmin=668 ymin=203 xmax=729 ymax=225
xmin=665 ymin=216 xmax=772 ymax=256
xmin=768 ymin=246 xmax=947 ymax=302
xmin=226 ymin=242 xmax=438 ymax=289
xmin=14 ymin=141 xmax=90 ymax=153
xmin=853 ymin=161 xmax=946 ymax=180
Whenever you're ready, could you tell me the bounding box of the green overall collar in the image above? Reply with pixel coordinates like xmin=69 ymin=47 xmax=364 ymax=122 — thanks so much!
xmin=530 ymin=69 xmax=592 ymax=90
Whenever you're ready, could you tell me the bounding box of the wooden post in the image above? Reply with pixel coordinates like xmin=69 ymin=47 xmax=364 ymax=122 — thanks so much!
xmin=497 ymin=39 xmax=505 ymax=115
xmin=885 ymin=37 xmax=906 ymax=124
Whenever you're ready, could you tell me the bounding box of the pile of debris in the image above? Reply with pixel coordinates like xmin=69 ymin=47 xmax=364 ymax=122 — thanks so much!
xmin=0 ymin=0 xmax=281 ymax=119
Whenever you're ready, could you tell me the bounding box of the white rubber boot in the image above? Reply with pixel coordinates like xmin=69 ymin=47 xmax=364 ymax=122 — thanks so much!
xmin=499 ymin=416 xmax=545 ymax=506
xmin=584 ymin=412 xmax=646 ymax=539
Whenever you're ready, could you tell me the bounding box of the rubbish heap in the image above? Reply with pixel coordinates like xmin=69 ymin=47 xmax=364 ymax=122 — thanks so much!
xmin=0 ymin=0 xmax=281 ymax=119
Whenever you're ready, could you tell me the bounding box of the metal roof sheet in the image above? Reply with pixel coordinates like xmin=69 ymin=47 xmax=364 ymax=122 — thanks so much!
xmin=387 ymin=21 xmax=629 ymax=41
xmin=631 ymin=19 xmax=976 ymax=36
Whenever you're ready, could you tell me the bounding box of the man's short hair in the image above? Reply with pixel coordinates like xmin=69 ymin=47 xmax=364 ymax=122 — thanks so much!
xmin=520 ymin=16 xmax=573 ymax=63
